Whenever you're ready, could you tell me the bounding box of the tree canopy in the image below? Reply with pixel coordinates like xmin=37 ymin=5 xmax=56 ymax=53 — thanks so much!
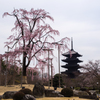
xmin=2 ymin=8 xmax=69 ymax=83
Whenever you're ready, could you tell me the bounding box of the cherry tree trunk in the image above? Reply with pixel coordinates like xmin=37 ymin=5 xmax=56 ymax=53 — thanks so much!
xmin=22 ymin=52 xmax=27 ymax=84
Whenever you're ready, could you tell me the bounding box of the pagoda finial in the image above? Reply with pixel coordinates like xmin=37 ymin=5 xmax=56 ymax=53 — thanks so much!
xmin=71 ymin=37 xmax=73 ymax=50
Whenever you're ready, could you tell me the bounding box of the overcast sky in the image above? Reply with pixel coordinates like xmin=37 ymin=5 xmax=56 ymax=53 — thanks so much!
xmin=0 ymin=0 xmax=100 ymax=74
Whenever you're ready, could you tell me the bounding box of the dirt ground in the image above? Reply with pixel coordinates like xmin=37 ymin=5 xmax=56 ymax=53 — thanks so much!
xmin=0 ymin=84 xmax=34 ymax=95
xmin=0 ymin=84 xmax=62 ymax=95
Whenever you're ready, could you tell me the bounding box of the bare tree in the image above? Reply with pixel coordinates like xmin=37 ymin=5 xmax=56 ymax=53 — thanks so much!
xmin=82 ymin=60 xmax=100 ymax=87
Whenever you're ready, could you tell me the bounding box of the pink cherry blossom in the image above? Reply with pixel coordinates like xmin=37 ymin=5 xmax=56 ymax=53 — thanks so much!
xmin=3 ymin=8 xmax=69 ymax=82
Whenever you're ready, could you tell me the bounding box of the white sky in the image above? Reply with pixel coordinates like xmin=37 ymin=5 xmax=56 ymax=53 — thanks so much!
xmin=0 ymin=0 xmax=100 ymax=74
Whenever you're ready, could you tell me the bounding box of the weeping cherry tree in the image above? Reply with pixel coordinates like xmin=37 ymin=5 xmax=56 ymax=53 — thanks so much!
xmin=3 ymin=8 xmax=69 ymax=83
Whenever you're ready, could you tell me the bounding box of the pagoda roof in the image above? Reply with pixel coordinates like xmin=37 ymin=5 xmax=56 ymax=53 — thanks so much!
xmin=62 ymin=49 xmax=82 ymax=57
xmin=62 ymin=63 xmax=79 ymax=67
xmin=62 ymin=37 xmax=82 ymax=57
xmin=61 ymin=64 xmax=82 ymax=69
xmin=62 ymin=58 xmax=83 ymax=63
xmin=62 ymin=70 xmax=81 ymax=74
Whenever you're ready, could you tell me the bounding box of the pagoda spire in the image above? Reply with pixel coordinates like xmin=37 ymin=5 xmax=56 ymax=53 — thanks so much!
xmin=71 ymin=37 xmax=73 ymax=50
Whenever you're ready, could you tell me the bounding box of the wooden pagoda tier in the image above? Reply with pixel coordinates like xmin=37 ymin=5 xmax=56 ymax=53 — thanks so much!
xmin=61 ymin=38 xmax=83 ymax=78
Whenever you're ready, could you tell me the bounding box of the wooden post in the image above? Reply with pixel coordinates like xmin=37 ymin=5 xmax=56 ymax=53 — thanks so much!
xmin=51 ymin=58 xmax=53 ymax=87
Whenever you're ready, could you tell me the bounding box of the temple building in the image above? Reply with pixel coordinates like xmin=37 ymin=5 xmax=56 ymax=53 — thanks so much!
xmin=61 ymin=38 xmax=83 ymax=78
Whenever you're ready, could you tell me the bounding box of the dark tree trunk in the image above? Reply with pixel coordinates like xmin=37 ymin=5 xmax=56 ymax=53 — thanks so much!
xmin=22 ymin=52 xmax=27 ymax=83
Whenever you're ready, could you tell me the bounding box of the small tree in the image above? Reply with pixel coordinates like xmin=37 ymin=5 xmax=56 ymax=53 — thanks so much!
xmin=3 ymin=8 xmax=69 ymax=83
xmin=53 ymin=74 xmax=64 ymax=88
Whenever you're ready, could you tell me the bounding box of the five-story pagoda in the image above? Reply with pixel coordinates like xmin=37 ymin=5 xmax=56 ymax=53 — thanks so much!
xmin=61 ymin=38 xmax=83 ymax=78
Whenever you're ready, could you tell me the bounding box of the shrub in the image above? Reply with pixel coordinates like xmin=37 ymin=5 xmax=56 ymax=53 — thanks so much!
xmin=80 ymin=87 xmax=87 ymax=91
xmin=61 ymin=88 xmax=73 ymax=97
xmin=13 ymin=92 xmax=25 ymax=100
xmin=75 ymin=87 xmax=80 ymax=90
xmin=53 ymin=74 xmax=64 ymax=88
xmin=19 ymin=88 xmax=33 ymax=95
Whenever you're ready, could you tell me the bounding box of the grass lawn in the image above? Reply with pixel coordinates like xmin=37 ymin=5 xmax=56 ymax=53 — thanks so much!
xmin=0 ymin=84 xmax=95 ymax=100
